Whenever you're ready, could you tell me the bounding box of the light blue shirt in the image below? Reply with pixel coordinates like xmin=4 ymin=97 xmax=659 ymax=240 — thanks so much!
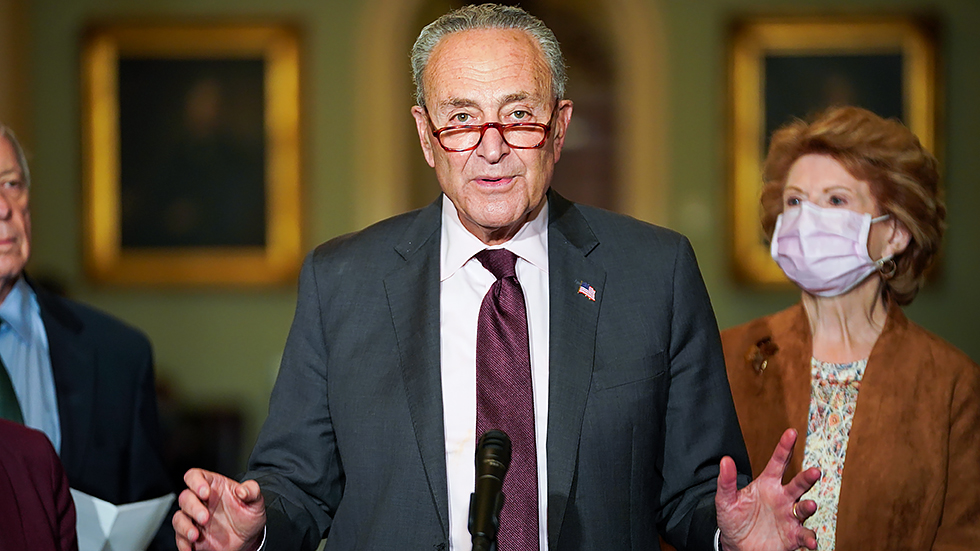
xmin=0 ymin=277 xmax=60 ymax=452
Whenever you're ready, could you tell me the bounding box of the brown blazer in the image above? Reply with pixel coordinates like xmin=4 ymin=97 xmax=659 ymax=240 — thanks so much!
xmin=722 ymin=303 xmax=980 ymax=551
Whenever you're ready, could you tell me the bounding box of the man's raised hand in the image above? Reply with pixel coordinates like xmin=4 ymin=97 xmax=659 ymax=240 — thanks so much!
xmin=173 ymin=468 xmax=266 ymax=551
xmin=715 ymin=429 xmax=821 ymax=551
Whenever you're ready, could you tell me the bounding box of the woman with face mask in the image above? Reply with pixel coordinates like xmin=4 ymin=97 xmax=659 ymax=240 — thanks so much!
xmin=722 ymin=106 xmax=979 ymax=551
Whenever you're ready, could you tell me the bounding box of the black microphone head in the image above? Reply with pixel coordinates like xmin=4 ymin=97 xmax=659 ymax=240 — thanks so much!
xmin=476 ymin=429 xmax=512 ymax=476
xmin=470 ymin=430 xmax=512 ymax=546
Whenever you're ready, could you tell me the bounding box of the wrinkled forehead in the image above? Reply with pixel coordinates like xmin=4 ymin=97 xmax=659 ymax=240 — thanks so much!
xmin=423 ymin=28 xmax=553 ymax=110
xmin=785 ymin=153 xmax=870 ymax=190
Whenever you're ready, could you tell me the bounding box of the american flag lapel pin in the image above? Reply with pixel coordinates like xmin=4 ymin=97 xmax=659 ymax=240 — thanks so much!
xmin=576 ymin=281 xmax=596 ymax=301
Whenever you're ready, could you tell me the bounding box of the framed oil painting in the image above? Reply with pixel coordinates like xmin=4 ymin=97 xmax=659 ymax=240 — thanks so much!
xmin=81 ymin=23 xmax=302 ymax=286
xmin=728 ymin=16 xmax=938 ymax=285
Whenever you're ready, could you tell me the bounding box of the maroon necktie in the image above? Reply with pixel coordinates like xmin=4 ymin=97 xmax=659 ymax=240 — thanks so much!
xmin=474 ymin=249 xmax=539 ymax=551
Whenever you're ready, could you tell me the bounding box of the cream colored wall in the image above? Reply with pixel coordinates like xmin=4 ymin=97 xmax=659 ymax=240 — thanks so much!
xmin=25 ymin=0 xmax=980 ymax=471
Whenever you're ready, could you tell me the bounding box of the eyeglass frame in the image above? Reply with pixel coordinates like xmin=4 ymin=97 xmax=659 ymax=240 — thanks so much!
xmin=425 ymin=100 xmax=561 ymax=153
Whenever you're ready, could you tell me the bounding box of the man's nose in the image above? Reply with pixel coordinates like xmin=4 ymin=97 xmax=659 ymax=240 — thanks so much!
xmin=0 ymin=192 xmax=13 ymax=219
xmin=475 ymin=124 xmax=510 ymax=163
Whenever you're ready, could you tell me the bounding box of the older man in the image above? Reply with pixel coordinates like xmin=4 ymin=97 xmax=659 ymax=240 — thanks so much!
xmin=0 ymin=125 xmax=174 ymax=549
xmin=174 ymin=5 xmax=819 ymax=551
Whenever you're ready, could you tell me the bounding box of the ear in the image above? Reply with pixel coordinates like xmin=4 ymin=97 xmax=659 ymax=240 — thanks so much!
xmin=411 ymin=106 xmax=436 ymax=168
xmin=550 ymin=99 xmax=574 ymax=163
xmin=883 ymin=217 xmax=912 ymax=257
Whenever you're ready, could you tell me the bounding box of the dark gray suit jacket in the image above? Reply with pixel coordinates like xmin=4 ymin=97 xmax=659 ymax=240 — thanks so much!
xmin=246 ymin=192 xmax=750 ymax=550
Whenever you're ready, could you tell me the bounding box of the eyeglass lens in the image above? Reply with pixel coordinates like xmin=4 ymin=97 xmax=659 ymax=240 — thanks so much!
xmin=439 ymin=124 xmax=546 ymax=150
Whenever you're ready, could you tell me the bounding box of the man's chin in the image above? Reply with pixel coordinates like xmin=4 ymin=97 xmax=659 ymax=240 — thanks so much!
xmin=471 ymin=208 xmax=531 ymax=230
xmin=0 ymin=258 xmax=27 ymax=280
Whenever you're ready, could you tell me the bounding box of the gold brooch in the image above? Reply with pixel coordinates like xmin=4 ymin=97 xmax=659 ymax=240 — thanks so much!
xmin=746 ymin=337 xmax=778 ymax=374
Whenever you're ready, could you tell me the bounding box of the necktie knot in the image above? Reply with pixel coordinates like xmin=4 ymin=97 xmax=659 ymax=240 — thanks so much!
xmin=475 ymin=248 xmax=518 ymax=280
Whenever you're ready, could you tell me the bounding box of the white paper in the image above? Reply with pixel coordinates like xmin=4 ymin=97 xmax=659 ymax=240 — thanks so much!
xmin=70 ymin=489 xmax=175 ymax=551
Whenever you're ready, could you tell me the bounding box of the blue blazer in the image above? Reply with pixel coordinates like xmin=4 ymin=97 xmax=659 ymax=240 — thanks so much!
xmin=34 ymin=282 xmax=174 ymax=550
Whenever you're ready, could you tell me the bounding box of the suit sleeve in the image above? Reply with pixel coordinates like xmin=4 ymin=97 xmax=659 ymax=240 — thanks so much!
xmin=244 ymin=252 xmax=343 ymax=551
xmin=932 ymin=355 xmax=980 ymax=550
xmin=658 ymin=237 xmax=751 ymax=550
xmin=46 ymin=437 xmax=79 ymax=551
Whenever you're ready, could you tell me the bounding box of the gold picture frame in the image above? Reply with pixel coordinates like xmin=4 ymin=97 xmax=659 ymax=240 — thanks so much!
xmin=728 ymin=16 xmax=938 ymax=285
xmin=81 ymin=23 xmax=302 ymax=286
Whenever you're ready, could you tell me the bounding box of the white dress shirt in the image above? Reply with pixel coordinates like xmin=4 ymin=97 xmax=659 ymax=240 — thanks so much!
xmin=439 ymin=196 xmax=550 ymax=551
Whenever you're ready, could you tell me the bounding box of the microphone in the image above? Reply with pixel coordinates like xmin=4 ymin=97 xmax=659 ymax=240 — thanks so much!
xmin=468 ymin=430 xmax=511 ymax=551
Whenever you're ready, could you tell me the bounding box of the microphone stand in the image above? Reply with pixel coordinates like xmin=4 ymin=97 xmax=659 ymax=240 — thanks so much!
xmin=470 ymin=494 xmax=502 ymax=551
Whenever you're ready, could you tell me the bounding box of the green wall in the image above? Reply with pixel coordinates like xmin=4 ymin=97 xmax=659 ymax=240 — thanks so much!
xmin=27 ymin=0 xmax=979 ymax=470
xmin=29 ymin=0 xmax=366 ymax=466
xmin=659 ymin=0 xmax=980 ymax=355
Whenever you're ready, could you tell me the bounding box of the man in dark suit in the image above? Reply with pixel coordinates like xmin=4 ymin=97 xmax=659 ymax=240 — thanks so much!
xmin=0 ymin=124 xmax=175 ymax=549
xmin=0 ymin=419 xmax=78 ymax=551
xmin=174 ymin=5 xmax=820 ymax=551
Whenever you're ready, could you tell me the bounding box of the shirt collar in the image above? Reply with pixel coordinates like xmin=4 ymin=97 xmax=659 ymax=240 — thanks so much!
xmin=440 ymin=193 xmax=549 ymax=282
xmin=0 ymin=277 xmax=39 ymax=343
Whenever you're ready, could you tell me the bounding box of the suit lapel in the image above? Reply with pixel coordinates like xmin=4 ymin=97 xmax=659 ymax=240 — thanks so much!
xmin=33 ymin=284 xmax=96 ymax=479
xmin=383 ymin=198 xmax=450 ymax=535
xmin=544 ymin=192 xmax=605 ymax=544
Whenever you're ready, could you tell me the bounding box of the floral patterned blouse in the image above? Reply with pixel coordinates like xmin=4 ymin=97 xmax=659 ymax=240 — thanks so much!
xmin=800 ymin=356 xmax=869 ymax=551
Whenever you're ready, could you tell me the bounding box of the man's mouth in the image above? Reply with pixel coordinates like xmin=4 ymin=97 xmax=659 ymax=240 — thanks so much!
xmin=474 ymin=176 xmax=515 ymax=185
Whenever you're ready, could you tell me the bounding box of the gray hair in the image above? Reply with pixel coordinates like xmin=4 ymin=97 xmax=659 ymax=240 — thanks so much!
xmin=0 ymin=124 xmax=30 ymax=187
xmin=411 ymin=3 xmax=567 ymax=108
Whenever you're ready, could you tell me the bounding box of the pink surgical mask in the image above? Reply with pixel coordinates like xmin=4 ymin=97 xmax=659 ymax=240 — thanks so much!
xmin=771 ymin=201 xmax=891 ymax=297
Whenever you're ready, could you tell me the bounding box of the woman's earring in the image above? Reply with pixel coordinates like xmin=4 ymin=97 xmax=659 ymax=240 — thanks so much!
xmin=879 ymin=258 xmax=897 ymax=279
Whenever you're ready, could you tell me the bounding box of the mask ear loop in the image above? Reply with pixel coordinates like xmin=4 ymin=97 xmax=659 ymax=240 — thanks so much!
xmin=871 ymin=213 xmax=898 ymax=279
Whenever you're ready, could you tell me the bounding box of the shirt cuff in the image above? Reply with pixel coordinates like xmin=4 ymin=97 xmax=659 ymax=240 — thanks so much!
xmin=253 ymin=526 xmax=267 ymax=551
xmin=714 ymin=528 xmax=721 ymax=551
